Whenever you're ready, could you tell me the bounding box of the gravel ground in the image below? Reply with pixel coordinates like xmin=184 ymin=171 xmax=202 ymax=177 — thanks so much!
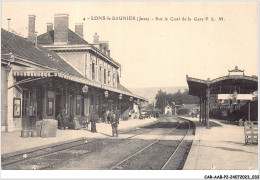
xmin=112 ymin=125 xmax=189 ymax=170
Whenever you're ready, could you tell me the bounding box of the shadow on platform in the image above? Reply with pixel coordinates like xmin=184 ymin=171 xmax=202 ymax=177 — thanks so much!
xmin=197 ymin=144 xmax=258 ymax=155
xmin=142 ymin=122 xmax=179 ymax=129
xmin=193 ymin=121 xmax=222 ymax=128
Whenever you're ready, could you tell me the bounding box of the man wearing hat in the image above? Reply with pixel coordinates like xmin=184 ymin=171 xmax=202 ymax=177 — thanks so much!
xmin=110 ymin=110 xmax=119 ymax=137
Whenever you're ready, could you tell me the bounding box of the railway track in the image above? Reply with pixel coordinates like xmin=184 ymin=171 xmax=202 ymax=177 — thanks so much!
xmin=1 ymin=119 xmax=163 ymax=168
xmin=161 ymin=120 xmax=190 ymax=170
xmin=110 ymin=120 xmax=194 ymax=170
xmin=2 ymin=117 xmax=181 ymax=170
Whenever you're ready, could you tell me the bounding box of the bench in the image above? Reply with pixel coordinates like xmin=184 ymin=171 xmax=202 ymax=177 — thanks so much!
xmin=244 ymin=121 xmax=258 ymax=145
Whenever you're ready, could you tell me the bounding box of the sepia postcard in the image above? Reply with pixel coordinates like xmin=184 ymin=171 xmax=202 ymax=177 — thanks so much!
xmin=1 ymin=1 xmax=258 ymax=179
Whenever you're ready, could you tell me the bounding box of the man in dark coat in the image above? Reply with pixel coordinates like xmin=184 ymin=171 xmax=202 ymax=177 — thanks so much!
xmin=110 ymin=110 xmax=119 ymax=137
xmin=90 ymin=111 xmax=98 ymax=133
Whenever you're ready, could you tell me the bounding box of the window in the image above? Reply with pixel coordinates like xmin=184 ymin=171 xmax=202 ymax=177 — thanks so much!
xmin=104 ymin=69 xmax=107 ymax=84
xmin=47 ymin=98 xmax=54 ymax=116
xmin=81 ymin=99 xmax=84 ymax=116
xmin=99 ymin=66 xmax=102 ymax=82
xmin=85 ymin=54 xmax=88 ymax=77
xmin=84 ymin=98 xmax=90 ymax=116
xmin=92 ymin=62 xmax=95 ymax=81
xmin=76 ymin=100 xmax=81 ymax=115
xmin=13 ymin=98 xmax=21 ymax=118
xmin=108 ymin=71 xmax=110 ymax=85
xmin=76 ymin=95 xmax=81 ymax=115
xmin=96 ymin=66 xmax=98 ymax=82
xmin=47 ymin=91 xmax=54 ymax=116
xmin=65 ymin=100 xmax=68 ymax=114
xmin=70 ymin=95 xmax=73 ymax=116
xmin=113 ymin=74 xmax=115 ymax=87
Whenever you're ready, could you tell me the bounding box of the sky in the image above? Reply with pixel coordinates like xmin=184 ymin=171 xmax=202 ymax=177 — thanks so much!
xmin=1 ymin=1 xmax=258 ymax=88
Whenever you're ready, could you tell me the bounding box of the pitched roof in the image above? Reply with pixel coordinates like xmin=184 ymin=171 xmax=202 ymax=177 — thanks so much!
xmin=117 ymin=83 xmax=132 ymax=94
xmin=37 ymin=29 xmax=89 ymax=45
xmin=1 ymin=29 xmax=146 ymax=101
xmin=1 ymin=28 xmax=84 ymax=78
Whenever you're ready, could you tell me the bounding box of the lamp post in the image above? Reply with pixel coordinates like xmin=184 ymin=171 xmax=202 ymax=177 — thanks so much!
xmin=104 ymin=90 xmax=109 ymax=110
xmin=248 ymin=100 xmax=251 ymax=122
xmin=119 ymin=94 xmax=122 ymax=100
xmin=129 ymin=97 xmax=133 ymax=113
xmin=206 ymin=78 xmax=211 ymax=129
xmin=104 ymin=91 xmax=108 ymax=98
xmin=199 ymin=97 xmax=202 ymax=122
xmin=82 ymin=85 xmax=88 ymax=94
xmin=5 ymin=62 xmax=12 ymax=132
xmin=119 ymin=94 xmax=122 ymax=120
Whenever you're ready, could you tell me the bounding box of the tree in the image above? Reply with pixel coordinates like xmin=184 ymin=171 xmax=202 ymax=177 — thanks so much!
xmin=155 ymin=90 xmax=168 ymax=112
xmin=155 ymin=89 xmax=199 ymax=112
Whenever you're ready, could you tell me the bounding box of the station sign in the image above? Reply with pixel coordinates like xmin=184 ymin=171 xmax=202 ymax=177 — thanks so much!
xmin=217 ymin=94 xmax=253 ymax=101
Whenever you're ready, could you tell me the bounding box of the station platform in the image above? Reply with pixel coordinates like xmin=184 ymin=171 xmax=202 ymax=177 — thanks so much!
xmin=1 ymin=118 xmax=158 ymax=156
xmin=182 ymin=117 xmax=258 ymax=170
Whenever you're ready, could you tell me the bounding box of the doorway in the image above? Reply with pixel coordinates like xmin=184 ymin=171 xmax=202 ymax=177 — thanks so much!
xmin=55 ymin=94 xmax=61 ymax=119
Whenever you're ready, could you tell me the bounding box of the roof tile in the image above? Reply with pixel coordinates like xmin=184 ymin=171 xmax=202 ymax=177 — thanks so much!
xmin=1 ymin=28 xmax=83 ymax=78
xmin=1 ymin=28 xmax=145 ymax=100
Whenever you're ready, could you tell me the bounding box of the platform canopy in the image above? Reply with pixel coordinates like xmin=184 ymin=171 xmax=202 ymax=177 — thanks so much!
xmin=186 ymin=66 xmax=258 ymax=97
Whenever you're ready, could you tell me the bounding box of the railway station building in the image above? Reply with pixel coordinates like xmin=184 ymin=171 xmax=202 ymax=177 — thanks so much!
xmin=1 ymin=14 xmax=147 ymax=132
xmin=186 ymin=66 xmax=258 ymax=129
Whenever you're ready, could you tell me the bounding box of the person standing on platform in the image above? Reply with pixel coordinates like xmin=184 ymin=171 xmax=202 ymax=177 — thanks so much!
xmin=111 ymin=110 xmax=119 ymax=137
xmin=90 ymin=110 xmax=98 ymax=133
xmin=116 ymin=109 xmax=120 ymax=122
xmin=106 ymin=109 xmax=110 ymax=123
xmin=90 ymin=110 xmax=94 ymax=132
xmin=108 ymin=109 xmax=113 ymax=124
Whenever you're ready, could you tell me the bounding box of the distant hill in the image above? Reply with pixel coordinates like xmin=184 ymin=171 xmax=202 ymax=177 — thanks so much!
xmin=129 ymin=87 xmax=187 ymax=103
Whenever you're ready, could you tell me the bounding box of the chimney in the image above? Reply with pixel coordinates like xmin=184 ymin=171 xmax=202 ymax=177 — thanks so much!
xmin=54 ymin=14 xmax=69 ymax=45
xmin=7 ymin=18 xmax=11 ymax=31
xmin=35 ymin=31 xmax=38 ymax=46
xmin=47 ymin=23 xmax=53 ymax=32
xmin=28 ymin=15 xmax=36 ymax=42
xmin=93 ymin=32 xmax=99 ymax=44
xmin=75 ymin=23 xmax=83 ymax=38
xmin=107 ymin=50 xmax=110 ymax=57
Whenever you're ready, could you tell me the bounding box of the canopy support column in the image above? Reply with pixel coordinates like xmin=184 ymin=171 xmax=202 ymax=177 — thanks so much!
xmin=248 ymin=101 xmax=251 ymax=122
xmin=199 ymin=97 xmax=202 ymax=122
xmin=201 ymin=97 xmax=205 ymax=124
xmin=204 ymin=97 xmax=206 ymax=125
xmin=206 ymin=88 xmax=210 ymax=129
xmin=206 ymin=79 xmax=211 ymax=129
xmin=201 ymin=98 xmax=204 ymax=124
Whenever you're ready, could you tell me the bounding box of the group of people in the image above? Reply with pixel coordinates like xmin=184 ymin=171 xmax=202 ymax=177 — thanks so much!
xmin=90 ymin=109 xmax=120 ymax=137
